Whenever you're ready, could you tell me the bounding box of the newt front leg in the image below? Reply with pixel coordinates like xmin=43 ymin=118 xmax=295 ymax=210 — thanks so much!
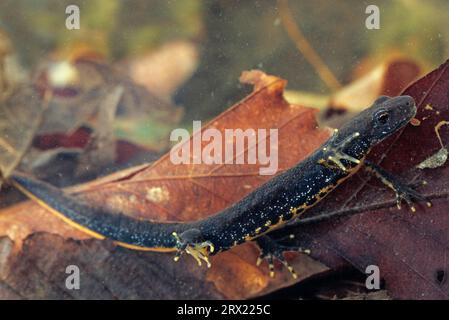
xmin=318 ymin=130 xmax=362 ymax=172
xmin=363 ymin=160 xmax=432 ymax=212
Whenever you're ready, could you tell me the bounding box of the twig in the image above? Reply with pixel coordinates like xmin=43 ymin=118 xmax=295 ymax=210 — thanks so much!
xmin=277 ymin=0 xmax=342 ymax=91
xmin=282 ymin=190 xmax=447 ymax=233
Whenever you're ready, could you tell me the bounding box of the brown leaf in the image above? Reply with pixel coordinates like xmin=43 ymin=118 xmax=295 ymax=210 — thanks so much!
xmin=0 ymin=233 xmax=222 ymax=299
xmin=0 ymin=70 xmax=331 ymax=299
xmin=0 ymin=85 xmax=45 ymax=179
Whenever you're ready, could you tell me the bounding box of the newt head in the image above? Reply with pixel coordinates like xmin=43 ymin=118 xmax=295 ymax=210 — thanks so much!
xmin=337 ymin=95 xmax=416 ymax=149
xmin=369 ymin=95 xmax=416 ymax=143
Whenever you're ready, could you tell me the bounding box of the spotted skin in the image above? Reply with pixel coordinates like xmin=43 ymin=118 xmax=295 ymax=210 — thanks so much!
xmin=8 ymin=95 xmax=420 ymax=270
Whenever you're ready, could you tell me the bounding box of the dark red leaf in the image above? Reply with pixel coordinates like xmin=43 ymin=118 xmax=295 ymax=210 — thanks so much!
xmin=289 ymin=59 xmax=449 ymax=299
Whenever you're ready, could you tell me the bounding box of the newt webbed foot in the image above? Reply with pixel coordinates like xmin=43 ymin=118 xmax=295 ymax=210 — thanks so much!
xmin=172 ymin=229 xmax=214 ymax=268
xmin=364 ymin=160 xmax=432 ymax=212
xmin=319 ymin=131 xmax=361 ymax=172
xmin=393 ymin=185 xmax=431 ymax=212
xmin=255 ymin=235 xmax=310 ymax=279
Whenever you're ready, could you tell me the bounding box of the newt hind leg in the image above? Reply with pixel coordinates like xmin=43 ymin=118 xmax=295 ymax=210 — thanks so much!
xmin=172 ymin=229 xmax=215 ymax=268
xmin=364 ymin=160 xmax=432 ymax=212
xmin=255 ymin=234 xmax=310 ymax=279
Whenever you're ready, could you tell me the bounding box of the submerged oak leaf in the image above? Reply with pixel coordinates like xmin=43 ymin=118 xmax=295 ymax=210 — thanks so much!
xmin=0 ymin=70 xmax=331 ymax=299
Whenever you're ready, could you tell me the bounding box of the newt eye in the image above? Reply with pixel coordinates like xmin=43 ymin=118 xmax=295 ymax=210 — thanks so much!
xmin=375 ymin=111 xmax=390 ymax=125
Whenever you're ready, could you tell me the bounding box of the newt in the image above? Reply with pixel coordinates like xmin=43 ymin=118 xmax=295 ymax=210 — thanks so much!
xmin=3 ymin=95 xmax=431 ymax=278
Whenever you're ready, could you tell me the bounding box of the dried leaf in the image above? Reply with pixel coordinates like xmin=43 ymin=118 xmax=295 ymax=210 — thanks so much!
xmin=0 ymin=70 xmax=331 ymax=299
xmin=0 ymin=85 xmax=44 ymax=179
xmin=35 ymin=57 xmax=183 ymax=136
